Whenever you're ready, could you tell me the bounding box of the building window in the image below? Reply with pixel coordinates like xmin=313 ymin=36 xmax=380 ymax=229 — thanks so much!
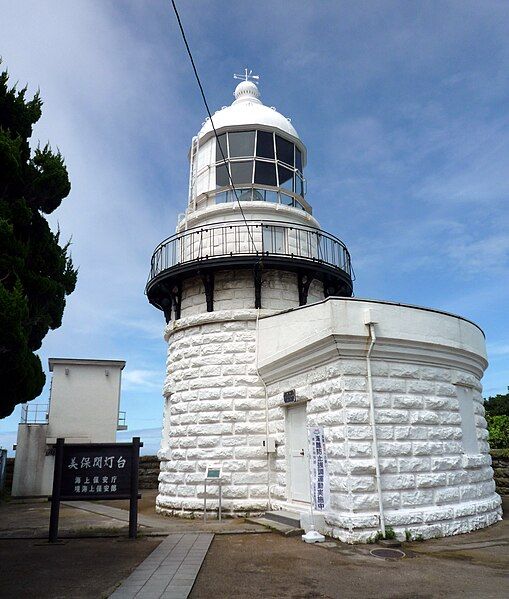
xmin=256 ymin=130 xmax=275 ymax=159
xmin=215 ymin=129 xmax=305 ymax=204
xmin=228 ymin=131 xmax=255 ymax=158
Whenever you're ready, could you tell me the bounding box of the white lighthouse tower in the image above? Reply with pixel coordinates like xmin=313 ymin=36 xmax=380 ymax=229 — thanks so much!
xmin=147 ymin=74 xmax=501 ymax=541
xmin=147 ymin=74 xmax=353 ymax=516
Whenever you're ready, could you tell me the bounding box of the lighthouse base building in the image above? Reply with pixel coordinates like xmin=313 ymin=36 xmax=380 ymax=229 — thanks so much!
xmin=148 ymin=77 xmax=501 ymax=543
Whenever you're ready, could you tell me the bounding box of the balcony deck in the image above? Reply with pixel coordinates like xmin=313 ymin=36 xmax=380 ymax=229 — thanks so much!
xmin=146 ymin=220 xmax=353 ymax=319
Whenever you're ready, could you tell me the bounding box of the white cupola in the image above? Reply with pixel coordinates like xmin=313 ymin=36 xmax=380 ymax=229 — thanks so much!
xmin=187 ymin=76 xmax=308 ymax=218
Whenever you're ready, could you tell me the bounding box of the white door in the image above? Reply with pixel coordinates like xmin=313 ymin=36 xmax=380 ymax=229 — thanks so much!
xmin=287 ymin=404 xmax=310 ymax=503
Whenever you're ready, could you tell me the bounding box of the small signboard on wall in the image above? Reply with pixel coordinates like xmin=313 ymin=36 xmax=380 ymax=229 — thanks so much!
xmin=205 ymin=465 xmax=222 ymax=479
xmin=308 ymin=427 xmax=330 ymax=512
xmin=283 ymin=389 xmax=296 ymax=404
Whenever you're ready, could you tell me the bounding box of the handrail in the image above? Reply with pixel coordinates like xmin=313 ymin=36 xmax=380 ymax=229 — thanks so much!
xmin=148 ymin=220 xmax=352 ymax=283
xmin=20 ymin=403 xmax=49 ymax=424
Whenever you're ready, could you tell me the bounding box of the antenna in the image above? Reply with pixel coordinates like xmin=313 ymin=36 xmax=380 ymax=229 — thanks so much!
xmin=233 ymin=68 xmax=260 ymax=84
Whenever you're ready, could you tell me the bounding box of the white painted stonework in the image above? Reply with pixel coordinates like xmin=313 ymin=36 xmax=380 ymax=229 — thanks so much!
xmin=154 ymin=79 xmax=500 ymax=542
xmin=157 ymin=297 xmax=501 ymax=541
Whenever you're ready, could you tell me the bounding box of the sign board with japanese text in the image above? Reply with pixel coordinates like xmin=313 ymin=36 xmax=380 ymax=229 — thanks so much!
xmin=49 ymin=437 xmax=142 ymax=542
xmin=61 ymin=444 xmax=132 ymax=500
xmin=283 ymin=389 xmax=296 ymax=403
xmin=308 ymin=426 xmax=330 ymax=512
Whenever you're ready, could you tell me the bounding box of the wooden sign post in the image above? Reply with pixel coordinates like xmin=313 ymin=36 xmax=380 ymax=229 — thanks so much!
xmin=49 ymin=437 xmax=142 ymax=542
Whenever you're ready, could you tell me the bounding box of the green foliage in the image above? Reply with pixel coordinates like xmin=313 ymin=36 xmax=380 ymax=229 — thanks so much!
xmin=404 ymin=529 xmax=412 ymax=541
xmin=485 ymin=392 xmax=509 ymax=417
xmin=0 ymin=64 xmax=77 ymax=418
xmin=371 ymin=526 xmax=397 ymax=542
xmin=486 ymin=414 xmax=509 ymax=449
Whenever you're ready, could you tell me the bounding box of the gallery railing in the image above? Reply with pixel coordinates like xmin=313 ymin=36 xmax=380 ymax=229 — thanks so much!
xmin=20 ymin=403 xmax=49 ymax=424
xmin=117 ymin=411 xmax=127 ymax=431
xmin=148 ymin=220 xmax=352 ymax=282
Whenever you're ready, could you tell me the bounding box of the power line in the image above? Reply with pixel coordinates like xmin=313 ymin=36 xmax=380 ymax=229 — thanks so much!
xmin=170 ymin=0 xmax=257 ymax=253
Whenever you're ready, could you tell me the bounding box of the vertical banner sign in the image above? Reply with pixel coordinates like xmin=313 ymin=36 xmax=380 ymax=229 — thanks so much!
xmin=309 ymin=426 xmax=330 ymax=512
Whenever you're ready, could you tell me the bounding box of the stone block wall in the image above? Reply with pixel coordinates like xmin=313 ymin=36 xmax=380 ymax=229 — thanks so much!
xmin=158 ymin=311 xmax=270 ymax=516
xmin=179 ymin=270 xmax=323 ymax=320
xmin=491 ymin=449 xmax=509 ymax=496
xmin=139 ymin=455 xmax=160 ymax=489
xmin=265 ymin=358 xmax=501 ymax=542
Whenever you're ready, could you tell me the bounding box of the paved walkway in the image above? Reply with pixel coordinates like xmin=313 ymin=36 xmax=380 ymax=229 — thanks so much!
xmin=109 ymin=533 xmax=213 ymax=599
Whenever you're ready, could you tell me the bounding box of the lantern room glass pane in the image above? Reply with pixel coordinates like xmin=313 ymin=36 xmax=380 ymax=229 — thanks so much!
xmin=216 ymin=162 xmax=229 ymax=187
xmin=228 ymin=131 xmax=255 ymax=158
xmin=265 ymin=190 xmax=278 ymax=203
xmin=215 ymin=191 xmax=228 ymax=204
xmin=276 ymin=135 xmax=294 ymax=166
xmin=295 ymin=147 xmax=302 ymax=172
xmin=216 ymin=134 xmax=228 ymax=161
xmin=295 ymin=174 xmax=304 ymax=197
xmin=254 ymin=160 xmax=277 ymax=186
xmin=256 ymin=131 xmax=275 ymax=159
xmin=277 ymin=165 xmax=293 ymax=191
xmin=230 ymin=160 xmax=254 ymax=185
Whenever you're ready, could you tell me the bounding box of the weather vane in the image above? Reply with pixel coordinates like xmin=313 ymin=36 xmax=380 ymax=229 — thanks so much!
xmin=233 ymin=68 xmax=259 ymax=84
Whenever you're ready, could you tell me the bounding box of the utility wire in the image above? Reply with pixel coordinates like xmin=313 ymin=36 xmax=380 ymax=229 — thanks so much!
xmin=170 ymin=0 xmax=257 ymax=253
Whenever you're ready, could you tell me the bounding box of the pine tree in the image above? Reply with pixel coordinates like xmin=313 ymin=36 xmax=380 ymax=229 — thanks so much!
xmin=0 ymin=66 xmax=77 ymax=418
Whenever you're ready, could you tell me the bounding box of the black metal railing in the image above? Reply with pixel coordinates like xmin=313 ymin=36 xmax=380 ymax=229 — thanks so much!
xmin=148 ymin=220 xmax=352 ymax=282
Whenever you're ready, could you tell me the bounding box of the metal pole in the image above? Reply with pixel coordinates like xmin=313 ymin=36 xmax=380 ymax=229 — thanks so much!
xmin=203 ymin=479 xmax=207 ymax=522
xmin=218 ymin=481 xmax=222 ymax=522
xmin=49 ymin=438 xmax=64 ymax=543
xmin=129 ymin=437 xmax=141 ymax=539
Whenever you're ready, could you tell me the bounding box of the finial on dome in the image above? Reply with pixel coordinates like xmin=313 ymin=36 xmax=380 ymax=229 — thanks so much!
xmin=233 ymin=69 xmax=261 ymax=103
xmin=233 ymin=68 xmax=259 ymax=83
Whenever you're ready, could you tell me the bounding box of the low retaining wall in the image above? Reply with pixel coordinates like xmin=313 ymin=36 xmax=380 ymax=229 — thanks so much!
xmin=491 ymin=449 xmax=509 ymax=496
xmin=2 ymin=458 xmax=14 ymax=493
xmin=139 ymin=455 xmax=160 ymax=489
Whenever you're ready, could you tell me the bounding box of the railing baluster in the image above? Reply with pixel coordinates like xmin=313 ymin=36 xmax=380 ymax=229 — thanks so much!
xmin=148 ymin=221 xmax=352 ymax=284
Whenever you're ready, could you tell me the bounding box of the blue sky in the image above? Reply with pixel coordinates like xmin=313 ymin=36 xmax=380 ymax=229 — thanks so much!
xmin=1 ymin=1 xmax=508 ymax=455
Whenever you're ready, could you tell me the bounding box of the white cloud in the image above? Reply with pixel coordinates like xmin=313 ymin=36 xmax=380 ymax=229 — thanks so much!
xmin=122 ymin=369 xmax=163 ymax=391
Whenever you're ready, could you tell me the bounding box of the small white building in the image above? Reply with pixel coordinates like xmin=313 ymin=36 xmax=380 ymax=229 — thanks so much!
xmin=146 ymin=76 xmax=501 ymax=542
xmin=12 ymin=358 xmax=126 ymax=497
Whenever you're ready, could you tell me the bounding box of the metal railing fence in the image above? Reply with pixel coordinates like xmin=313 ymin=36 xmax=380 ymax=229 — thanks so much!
xmin=20 ymin=403 xmax=49 ymax=424
xmin=149 ymin=220 xmax=352 ymax=282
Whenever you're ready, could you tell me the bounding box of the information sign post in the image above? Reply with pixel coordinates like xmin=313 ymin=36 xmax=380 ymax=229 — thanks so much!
xmin=49 ymin=437 xmax=143 ymax=543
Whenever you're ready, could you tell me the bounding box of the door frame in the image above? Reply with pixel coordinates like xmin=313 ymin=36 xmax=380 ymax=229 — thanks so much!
xmin=285 ymin=402 xmax=310 ymax=504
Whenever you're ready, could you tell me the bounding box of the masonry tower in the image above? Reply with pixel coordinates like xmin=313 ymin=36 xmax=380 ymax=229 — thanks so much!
xmin=147 ymin=75 xmax=501 ymax=541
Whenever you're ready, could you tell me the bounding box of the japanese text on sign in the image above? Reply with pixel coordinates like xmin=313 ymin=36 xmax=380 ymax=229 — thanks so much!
xmin=308 ymin=426 xmax=330 ymax=511
xmin=59 ymin=445 xmax=132 ymax=498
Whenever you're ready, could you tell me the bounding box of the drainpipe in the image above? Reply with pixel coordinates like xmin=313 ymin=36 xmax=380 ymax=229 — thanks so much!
xmin=255 ymin=308 xmax=272 ymax=511
xmin=365 ymin=311 xmax=385 ymax=537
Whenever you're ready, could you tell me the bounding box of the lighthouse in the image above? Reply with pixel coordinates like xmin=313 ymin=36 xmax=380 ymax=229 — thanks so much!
xmin=147 ymin=74 xmax=501 ymax=542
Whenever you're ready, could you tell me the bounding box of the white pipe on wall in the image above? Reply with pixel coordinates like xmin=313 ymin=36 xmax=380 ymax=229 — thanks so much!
xmin=256 ymin=308 xmax=272 ymax=511
xmin=365 ymin=319 xmax=386 ymax=537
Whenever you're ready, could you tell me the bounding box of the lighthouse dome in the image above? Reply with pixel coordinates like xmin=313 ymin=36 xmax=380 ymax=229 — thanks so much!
xmin=198 ymin=80 xmax=300 ymax=141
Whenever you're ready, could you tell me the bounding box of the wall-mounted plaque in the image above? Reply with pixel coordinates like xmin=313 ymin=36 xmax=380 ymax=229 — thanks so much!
xmin=283 ymin=389 xmax=296 ymax=403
